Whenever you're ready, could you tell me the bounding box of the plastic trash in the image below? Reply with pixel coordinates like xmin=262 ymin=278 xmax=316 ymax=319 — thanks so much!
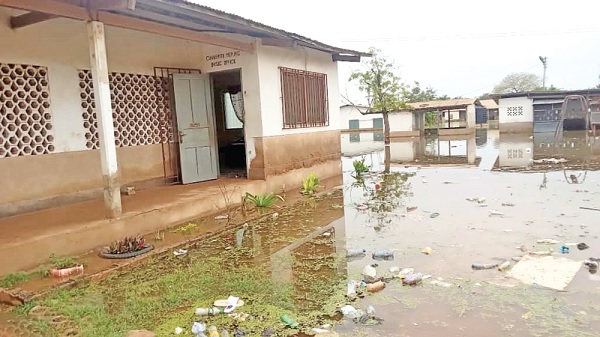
xmin=389 ymin=266 xmax=400 ymax=273
xmin=366 ymin=305 xmax=376 ymax=315
xmin=347 ymin=280 xmax=358 ymax=296
xmin=174 ymin=249 xmax=188 ymax=256
xmin=502 ymin=202 xmax=515 ymax=207
xmin=537 ymin=239 xmax=559 ymax=244
xmin=529 ymin=249 xmax=552 ymax=256
xmin=191 ymin=322 xmax=207 ymax=337
xmin=497 ymin=261 xmax=511 ymax=271
xmin=430 ymin=212 xmax=440 ymax=218
xmin=372 ymin=250 xmax=394 ymax=259
xmin=209 ymin=326 xmax=220 ymax=337
xmin=362 ymin=265 xmax=377 ymax=278
xmin=399 ymin=268 xmax=414 ymax=276
xmin=472 ymin=262 xmax=499 ymax=270
xmin=559 ymin=246 xmax=570 ymax=254
xmin=347 ymin=249 xmax=366 ymax=257
xmin=402 ymin=273 xmax=423 ymax=285
xmin=578 ymin=243 xmax=590 ymax=250
xmin=175 ymin=327 xmax=184 ymax=335
xmin=489 ymin=210 xmax=504 ymax=216
xmin=366 ymin=280 xmax=385 ymax=292
xmin=195 ymin=307 xmax=225 ymax=316
xmin=584 ymin=260 xmax=598 ymax=269
xmin=421 ymin=247 xmax=433 ymax=255
xmin=340 ymin=305 xmax=357 ymax=316
xmin=311 ymin=328 xmax=329 ymax=334
xmin=280 ymin=314 xmax=299 ymax=329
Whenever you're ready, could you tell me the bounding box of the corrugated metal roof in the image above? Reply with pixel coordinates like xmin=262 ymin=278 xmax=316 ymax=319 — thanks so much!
xmin=122 ymin=0 xmax=370 ymax=57
xmin=480 ymin=99 xmax=498 ymax=109
xmin=409 ymin=98 xmax=478 ymax=110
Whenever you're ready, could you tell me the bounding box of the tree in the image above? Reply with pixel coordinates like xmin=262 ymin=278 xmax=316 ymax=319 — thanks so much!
xmin=492 ymin=72 xmax=541 ymax=94
xmin=403 ymin=81 xmax=437 ymax=103
xmin=350 ymin=48 xmax=408 ymax=173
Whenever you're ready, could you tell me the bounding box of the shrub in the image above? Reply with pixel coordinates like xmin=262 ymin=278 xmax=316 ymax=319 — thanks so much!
xmin=107 ymin=236 xmax=148 ymax=254
xmin=244 ymin=192 xmax=284 ymax=208
xmin=353 ymin=158 xmax=369 ymax=174
xmin=302 ymin=173 xmax=319 ymax=195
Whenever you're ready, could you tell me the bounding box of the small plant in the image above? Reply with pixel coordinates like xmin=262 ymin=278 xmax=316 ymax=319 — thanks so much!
xmin=244 ymin=192 xmax=284 ymax=208
xmin=1 ymin=272 xmax=31 ymax=288
xmin=302 ymin=173 xmax=320 ymax=195
xmin=353 ymin=158 xmax=370 ymax=174
xmin=171 ymin=223 xmax=198 ymax=234
xmin=154 ymin=230 xmax=165 ymax=240
xmin=49 ymin=254 xmax=78 ymax=269
xmin=107 ymin=236 xmax=148 ymax=254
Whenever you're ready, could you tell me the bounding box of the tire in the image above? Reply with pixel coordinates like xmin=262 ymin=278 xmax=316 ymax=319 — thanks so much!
xmin=98 ymin=245 xmax=154 ymax=259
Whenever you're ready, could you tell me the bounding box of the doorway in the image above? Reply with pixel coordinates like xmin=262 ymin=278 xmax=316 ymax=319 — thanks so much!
xmin=172 ymin=73 xmax=218 ymax=184
xmin=211 ymin=69 xmax=247 ymax=178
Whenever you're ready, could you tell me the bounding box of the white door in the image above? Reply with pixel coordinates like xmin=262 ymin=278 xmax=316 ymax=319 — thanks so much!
xmin=172 ymin=73 xmax=217 ymax=184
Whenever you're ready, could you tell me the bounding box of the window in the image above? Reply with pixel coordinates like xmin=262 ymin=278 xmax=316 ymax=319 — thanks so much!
xmin=349 ymin=119 xmax=359 ymax=129
xmin=280 ymin=67 xmax=328 ymax=129
xmin=349 ymin=133 xmax=360 ymax=143
xmin=224 ymin=92 xmax=243 ymax=129
xmin=372 ymin=118 xmax=383 ymax=129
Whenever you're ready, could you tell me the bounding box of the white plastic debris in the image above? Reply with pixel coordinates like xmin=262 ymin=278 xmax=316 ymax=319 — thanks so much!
xmin=537 ymin=239 xmax=559 ymax=244
xmin=363 ymin=265 xmax=377 ymax=278
xmin=489 ymin=210 xmax=504 ymax=216
xmin=389 ymin=266 xmax=400 ymax=273
xmin=215 ymin=215 xmax=229 ymax=220
xmin=174 ymin=327 xmax=183 ymax=334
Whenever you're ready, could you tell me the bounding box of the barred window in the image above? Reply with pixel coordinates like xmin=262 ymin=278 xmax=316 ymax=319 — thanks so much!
xmin=280 ymin=67 xmax=328 ymax=129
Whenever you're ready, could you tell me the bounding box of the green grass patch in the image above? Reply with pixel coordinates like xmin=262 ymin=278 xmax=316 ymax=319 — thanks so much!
xmin=1 ymin=272 xmax=31 ymax=288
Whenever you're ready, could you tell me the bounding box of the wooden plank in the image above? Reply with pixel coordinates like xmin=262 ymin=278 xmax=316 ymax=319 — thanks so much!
xmin=0 ymin=0 xmax=89 ymax=21
xmin=98 ymin=11 xmax=254 ymax=52
xmin=261 ymin=38 xmax=296 ymax=48
xmin=10 ymin=11 xmax=57 ymax=29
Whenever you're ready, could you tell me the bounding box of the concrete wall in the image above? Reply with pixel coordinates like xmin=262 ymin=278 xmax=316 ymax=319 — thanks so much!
xmin=0 ymin=10 xmax=343 ymax=214
xmin=498 ymin=135 xmax=533 ymax=167
xmin=467 ymin=104 xmax=477 ymax=127
xmin=0 ymin=11 xmax=210 ymax=210
xmin=340 ymin=106 xmax=382 ymax=130
xmin=499 ymin=96 xmax=534 ymax=132
xmin=389 ymin=111 xmax=414 ymax=132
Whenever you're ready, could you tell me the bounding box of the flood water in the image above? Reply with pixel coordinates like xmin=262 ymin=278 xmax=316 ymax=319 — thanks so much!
xmin=335 ymin=129 xmax=600 ymax=337
xmin=2 ymin=129 xmax=600 ymax=337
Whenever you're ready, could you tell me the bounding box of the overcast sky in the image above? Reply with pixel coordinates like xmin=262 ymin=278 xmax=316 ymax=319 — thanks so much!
xmin=197 ymin=0 xmax=600 ymax=101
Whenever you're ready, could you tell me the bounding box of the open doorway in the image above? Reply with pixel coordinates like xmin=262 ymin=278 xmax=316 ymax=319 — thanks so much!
xmin=211 ymin=69 xmax=247 ymax=178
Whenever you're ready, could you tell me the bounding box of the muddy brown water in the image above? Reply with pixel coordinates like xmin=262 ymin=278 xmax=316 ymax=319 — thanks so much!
xmin=2 ymin=130 xmax=600 ymax=336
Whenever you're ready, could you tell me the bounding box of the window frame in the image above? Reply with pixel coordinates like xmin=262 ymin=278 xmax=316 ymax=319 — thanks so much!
xmin=279 ymin=67 xmax=329 ymax=129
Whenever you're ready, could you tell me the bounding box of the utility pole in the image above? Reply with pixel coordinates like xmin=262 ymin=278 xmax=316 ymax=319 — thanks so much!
xmin=539 ymin=56 xmax=548 ymax=89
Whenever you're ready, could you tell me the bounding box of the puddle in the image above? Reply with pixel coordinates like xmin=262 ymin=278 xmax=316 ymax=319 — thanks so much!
xmin=2 ymin=130 xmax=600 ymax=336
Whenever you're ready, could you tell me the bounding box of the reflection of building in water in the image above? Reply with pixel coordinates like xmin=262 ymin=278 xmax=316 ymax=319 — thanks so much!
xmin=341 ymin=132 xmax=384 ymax=157
xmin=497 ymin=134 xmax=534 ymax=167
xmin=269 ymin=218 xmax=346 ymax=287
xmin=389 ymin=134 xmax=477 ymax=165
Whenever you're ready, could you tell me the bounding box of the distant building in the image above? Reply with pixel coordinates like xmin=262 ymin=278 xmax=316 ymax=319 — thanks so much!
xmin=495 ymin=89 xmax=600 ymax=133
xmin=479 ymin=99 xmax=499 ymax=128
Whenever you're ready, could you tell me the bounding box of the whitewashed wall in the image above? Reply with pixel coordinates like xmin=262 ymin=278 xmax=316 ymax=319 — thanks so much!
xmin=498 ymin=96 xmax=534 ymax=124
xmin=467 ymin=104 xmax=476 ymax=127
xmin=256 ymin=44 xmax=341 ymax=137
xmin=388 ymin=111 xmax=414 ymax=132
xmin=340 ymin=106 xmax=381 ymax=129
xmin=498 ymin=140 xmax=533 ymax=167
xmin=0 ymin=10 xmax=207 ymax=154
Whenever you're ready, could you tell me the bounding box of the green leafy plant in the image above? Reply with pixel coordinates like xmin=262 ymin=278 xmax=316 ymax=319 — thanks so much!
xmin=1 ymin=272 xmax=31 ymax=288
xmin=302 ymin=173 xmax=320 ymax=195
xmin=49 ymin=253 xmax=78 ymax=269
xmin=171 ymin=223 xmax=198 ymax=234
xmin=244 ymin=192 xmax=284 ymax=208
xmin=107 ymin=236 xmax=148 ymax=254
xmin=352 ymin=158 xmax=370 ymax=174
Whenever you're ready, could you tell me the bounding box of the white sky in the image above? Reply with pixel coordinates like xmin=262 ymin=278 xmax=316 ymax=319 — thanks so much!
xmin=197 ymin=0 xmax=600 ymax=101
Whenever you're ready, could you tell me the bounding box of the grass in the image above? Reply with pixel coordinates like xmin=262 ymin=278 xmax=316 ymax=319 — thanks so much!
xmin=21 ymin=190 xmax=347 ymax=337
xmin=1 ymin=272 xmax=31 ymax=288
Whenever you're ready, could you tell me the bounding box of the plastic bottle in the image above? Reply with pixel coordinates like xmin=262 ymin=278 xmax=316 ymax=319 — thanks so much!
xmin=195 ymin=307 xmax=224 ymax=316
xmin=372 ymin=250 xmax=394 ymax=259
xmin=402 ymin=273 xmax=423 ymax=285
xmin=191 ymin=322 xmax=207 ymax=337
xmin=497 ymin=261 xmax=511 ymax=271
xmin=208 ymin=326 xmax=219 ymax=337
xmin=347 ymin=249 xmax=366 ymax=257
xmin=366 ymin=280 xmax=385 ymax=292
xmin=471 ymin=263 xmax=499 ymax=270
xmin=280 ymin=314 xmax=299 ymax=328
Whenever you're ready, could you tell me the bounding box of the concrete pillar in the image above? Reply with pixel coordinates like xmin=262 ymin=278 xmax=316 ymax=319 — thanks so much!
xmin=87 ymin=21 xmax=122 ymax=218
